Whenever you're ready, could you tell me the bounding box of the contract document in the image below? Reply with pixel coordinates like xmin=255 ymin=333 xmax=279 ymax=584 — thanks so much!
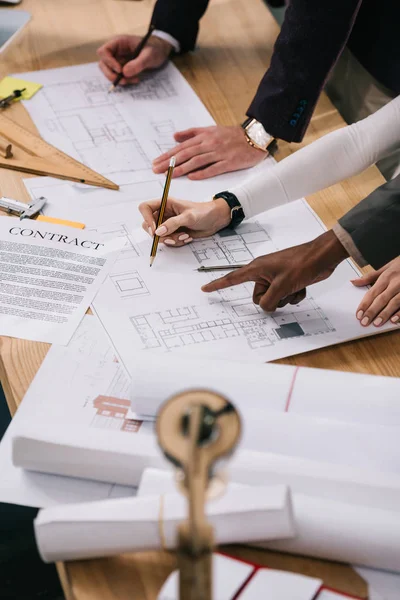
xmin=0 ymin=217 xmax=116 ymax=344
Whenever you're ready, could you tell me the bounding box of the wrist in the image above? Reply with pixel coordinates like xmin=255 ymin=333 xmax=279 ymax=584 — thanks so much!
xmin=310 ymin=230 xmax=349 ymax=269
xmin=210 ymin=198 xmax=232 ymax=230
xmin=150 ymin=35 xmax=174 ymax=56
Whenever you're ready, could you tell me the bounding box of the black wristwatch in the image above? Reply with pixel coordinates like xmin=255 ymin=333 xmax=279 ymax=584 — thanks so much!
xmin=213 ymin=191 xmax=245 ymax=230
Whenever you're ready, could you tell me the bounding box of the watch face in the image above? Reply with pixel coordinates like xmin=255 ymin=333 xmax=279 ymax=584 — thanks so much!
xmin=247 ymin=121 xmax=272 ymax=148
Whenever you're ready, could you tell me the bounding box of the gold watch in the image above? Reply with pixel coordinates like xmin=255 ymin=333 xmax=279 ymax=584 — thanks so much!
xmin=242 ymin=118 xmax=277 ymax=154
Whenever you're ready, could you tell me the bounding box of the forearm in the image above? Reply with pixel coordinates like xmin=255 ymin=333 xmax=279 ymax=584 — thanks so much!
xmin=247 ymin=0 xmax=362 ymax=142
xmin=230 ymin=96 xmax=400 ymax=219
xmin=333 ymin=175 xmax=400 ymax=269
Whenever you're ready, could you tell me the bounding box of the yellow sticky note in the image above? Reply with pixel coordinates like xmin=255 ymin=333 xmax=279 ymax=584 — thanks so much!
xmin=0 ymin=76 xmax=42 ymax=102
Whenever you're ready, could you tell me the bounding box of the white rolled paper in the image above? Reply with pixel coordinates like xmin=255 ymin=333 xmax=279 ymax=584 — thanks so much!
xmin=130 ymin=354 xmax=400 ymax=427
xmin=138 ymin=468 xmax=400 ymax=572
xmin=265 ymin=494 xmax=400 ymax=573
xmin=12 ymin=422 xmax=168 ymax=486
xmin=35 ymin=484 xmax=294 ymax=563
xmin=229 ymin=450 xmax=400 ymax=513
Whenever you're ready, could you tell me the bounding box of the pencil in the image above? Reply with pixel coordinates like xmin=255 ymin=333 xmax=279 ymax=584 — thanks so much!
xmin=196 ymin=264 xmax=248 ymax=272
xmin=150 ymin=156 xmax=176 ymax=267
xmin=108 ymin=23 xmax=155 ymax=92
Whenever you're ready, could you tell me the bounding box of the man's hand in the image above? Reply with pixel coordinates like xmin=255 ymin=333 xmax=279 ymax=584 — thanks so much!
xmin=351 ymin=257 xmax=400 ymax=327
xmin=97 ymin=35 xmax=172 ymax=85
xmin=202 ymin=231 xmax=349 ymax=311
xmin=139 ymin=197 xmax=231 ymax=246
xmin=152 ymin=125 xmax=266 ymax=180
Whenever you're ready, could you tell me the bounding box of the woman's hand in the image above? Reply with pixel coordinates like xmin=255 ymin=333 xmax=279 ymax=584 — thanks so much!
xmin=139 ymin=197 xmax=231 ymax=246
xmin=352 ymin=257 xmax=400 ymax=327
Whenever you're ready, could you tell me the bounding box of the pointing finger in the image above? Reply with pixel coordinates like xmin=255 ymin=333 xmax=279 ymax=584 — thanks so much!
xmin=201 ymin=266 xmax=253 ymax=293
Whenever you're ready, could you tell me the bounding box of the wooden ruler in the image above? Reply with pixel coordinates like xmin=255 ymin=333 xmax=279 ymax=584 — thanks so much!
xmin=0 ymin=113 xmax=119 ymax=190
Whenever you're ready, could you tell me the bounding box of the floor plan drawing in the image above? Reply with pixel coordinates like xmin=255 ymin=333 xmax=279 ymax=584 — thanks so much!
xmin=110 ymin=270 xmax=149 ymax=299
xmin=19 ymin=63 xmax=194 ymax=184
xmin=40 ymin=69 xmax=178 ymax=112
xmin=151 ymin=119 xmax=176 ymax=153
xmin=191 ymin=222 xmax=276 ymax=266
xmin=44 ymin=102 xmax=150 ymax=177
xmin=129 ymin=297 xmax=334 ymax=353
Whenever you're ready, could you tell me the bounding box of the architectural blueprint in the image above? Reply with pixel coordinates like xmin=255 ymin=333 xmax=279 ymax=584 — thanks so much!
xmin=17 ymin=61 xmax=213 ymax=185
xmin=17 ymin=63 xmax=213 ymax=183
xmin=92 ymin=199 xmax=398 ymax=372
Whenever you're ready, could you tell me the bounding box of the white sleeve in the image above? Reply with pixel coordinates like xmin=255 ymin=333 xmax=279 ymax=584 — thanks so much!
xmin=231 ymin=95 xmax=400 ymax=219
xmin=152 ymin=30 xmax=180 ymax=53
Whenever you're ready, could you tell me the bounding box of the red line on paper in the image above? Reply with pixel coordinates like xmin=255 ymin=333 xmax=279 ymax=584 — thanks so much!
xmin=284 ymin=366 xmax=300 ymax=412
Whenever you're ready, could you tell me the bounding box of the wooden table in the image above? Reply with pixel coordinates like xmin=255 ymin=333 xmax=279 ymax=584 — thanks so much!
xmin=0 ymin=0 xmax=398 ymax=597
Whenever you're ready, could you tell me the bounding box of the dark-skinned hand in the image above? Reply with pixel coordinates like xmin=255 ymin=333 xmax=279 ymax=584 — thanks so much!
xmin=202 ymin=230 xmax=349 ymax=311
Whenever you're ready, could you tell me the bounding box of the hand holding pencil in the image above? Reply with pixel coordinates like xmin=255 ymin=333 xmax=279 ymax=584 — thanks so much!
xmin=150 ymin=157 xmax=176 ymax=267
xmin=97 ymin=26 xmax=174 ymax=90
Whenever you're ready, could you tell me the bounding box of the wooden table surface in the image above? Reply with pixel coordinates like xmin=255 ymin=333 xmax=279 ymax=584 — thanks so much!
xmin=0 ymin=0 xmax=398 ymax=598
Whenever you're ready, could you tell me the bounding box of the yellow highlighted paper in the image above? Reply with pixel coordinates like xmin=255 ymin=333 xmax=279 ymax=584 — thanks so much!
xmin=0 ymin=76 xmax=42 ymax=101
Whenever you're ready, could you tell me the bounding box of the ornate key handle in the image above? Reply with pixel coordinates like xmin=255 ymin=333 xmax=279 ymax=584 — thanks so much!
xmin=156 ymin=390 xmax=241 ymax=600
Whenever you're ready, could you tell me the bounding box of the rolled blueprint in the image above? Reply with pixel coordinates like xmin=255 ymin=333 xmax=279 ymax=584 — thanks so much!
xmin=13 ymin=411 xmax=400 ymax=491
xmin=130 ymin=354 xmax=400 ymax=427
xmin=12 ymin=422 xmax=168 ymax=487
xmin=137 ymin=468 xmax=400 ymax=572
xmin=34 ymin=485 xmax=294 ymax=563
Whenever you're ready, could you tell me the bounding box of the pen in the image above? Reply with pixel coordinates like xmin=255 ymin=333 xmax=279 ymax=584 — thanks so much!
xmin=150 ymin=156 xmax=175 ymax=267
xmin=196 ymin=264 xmax=248 ymax=272
xmin=108 ymin=24 xmax=155 ymax=92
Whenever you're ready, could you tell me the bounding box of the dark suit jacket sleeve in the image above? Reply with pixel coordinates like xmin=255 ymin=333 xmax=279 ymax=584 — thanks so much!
xmin=333 ymin=175 xmax=400 ymax=270
xmin=247 ymin=0 xmax=363 ymax=142
xmin=151 ymin=0 xmax=210 ymax=53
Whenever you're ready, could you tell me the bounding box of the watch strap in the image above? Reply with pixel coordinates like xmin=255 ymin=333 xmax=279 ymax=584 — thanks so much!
xmin=213 ymin=191 xmax=245 ymax=230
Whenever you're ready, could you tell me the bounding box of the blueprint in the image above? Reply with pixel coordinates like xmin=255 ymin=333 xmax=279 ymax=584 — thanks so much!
xmin=18 ymin=61 xmax=214 ymax=185
xmin=92 ymin=198 xmax=397 ymax=372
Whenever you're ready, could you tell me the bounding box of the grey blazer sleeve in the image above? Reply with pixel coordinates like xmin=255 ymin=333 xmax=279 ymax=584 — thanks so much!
xmin=333 ymin=175 xmax=400 ymax=269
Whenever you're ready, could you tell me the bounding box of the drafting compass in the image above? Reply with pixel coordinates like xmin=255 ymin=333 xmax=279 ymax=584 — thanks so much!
xmin=157 ymin=390 xmax=241 ymax=600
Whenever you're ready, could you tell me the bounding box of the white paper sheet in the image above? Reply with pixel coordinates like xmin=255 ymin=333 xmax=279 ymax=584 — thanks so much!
xmin=316 ymin=593 xmax=364 ymax=600
xmin=355 ymin=567 xmax=400 ymax=600
xmin=0 ymin=217 xmax=117 ymax=344
xmin=92 ymin=199 xmax=398 ymax=370
xmin=0 ymin=316 xmax=136 ymax=507
xmin=239 ymin=569 xmax=322 ymax=600
xmin=138 ymin=470 xmax=400 ymax=572
xmin=130 ymin=354 xmax=400 ymax=426
xmin=34 ymin=485 xmax=294 ymax=562
xmin=158 ymin=554 xmax=255 ymax=600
